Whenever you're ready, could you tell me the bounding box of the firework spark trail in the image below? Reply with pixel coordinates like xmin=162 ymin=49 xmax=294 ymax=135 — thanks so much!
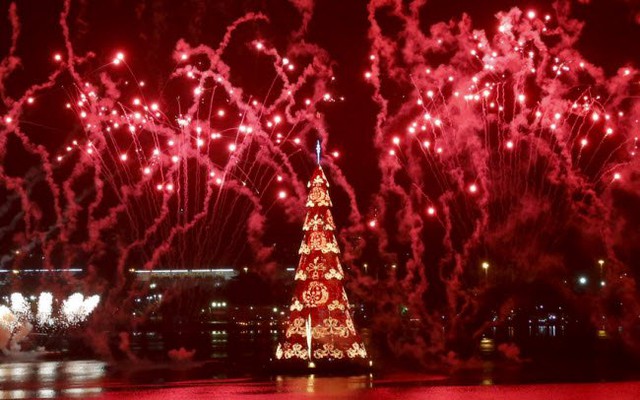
xmin=0 ymin=71 xmax=68 ymax=270
xmin=36 ymin=292 xmax=53 ymax=326
xmin=359 ymin=0 xmax=640 ymax=363
xmin=363 ymin=0 xmax=444 ymax=357
xmin=0 ymin=2 xmax=20 ymax=105
xmin=164 ymin=20 xmax=349 ymax=272
xmin=0 ymin=0 xmax=349 ymax=354
xmin=289 ymin=0 xmax=314 ymax=38
xmin=140 ymin=181 xmax=216 ymax=271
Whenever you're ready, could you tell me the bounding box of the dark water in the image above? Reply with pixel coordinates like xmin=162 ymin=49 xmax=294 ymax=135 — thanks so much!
xmin=2 ymin=358 xmax=640 ymax=399
xmin=3 ymin=330 xmax=640 ymax=398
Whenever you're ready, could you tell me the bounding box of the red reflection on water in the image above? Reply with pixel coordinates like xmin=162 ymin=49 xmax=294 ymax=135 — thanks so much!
xmin=2 ymin=365 xmax=639 ymax=399
xmin=95 ymin=378 xmax=640 ymax=400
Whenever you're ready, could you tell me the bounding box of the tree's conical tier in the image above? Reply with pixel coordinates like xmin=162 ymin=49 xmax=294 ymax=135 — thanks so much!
xmin=275 ymin=166 xmax=368 ymax=366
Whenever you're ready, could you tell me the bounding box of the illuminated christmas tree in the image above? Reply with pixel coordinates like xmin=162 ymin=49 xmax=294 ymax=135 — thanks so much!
xmin=276 ymin=147 xmax=368 ymax=368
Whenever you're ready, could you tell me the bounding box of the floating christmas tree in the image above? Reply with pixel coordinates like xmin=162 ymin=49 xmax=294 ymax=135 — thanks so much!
xmin=275 ymin=143 xmax=368 ymax=368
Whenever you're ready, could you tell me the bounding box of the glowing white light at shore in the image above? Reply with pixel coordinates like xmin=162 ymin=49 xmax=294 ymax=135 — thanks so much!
xmin=61 ymin=293 xmax=100 ymax=325
xmin=36 ymin=292 xmax=53 ymax=326
xmin=10 ymin=293 xmax=30 ymax=317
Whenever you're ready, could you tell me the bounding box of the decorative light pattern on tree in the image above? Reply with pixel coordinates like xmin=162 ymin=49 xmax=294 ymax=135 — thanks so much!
xmin=276 ymin=166 xmax=367 ymax=364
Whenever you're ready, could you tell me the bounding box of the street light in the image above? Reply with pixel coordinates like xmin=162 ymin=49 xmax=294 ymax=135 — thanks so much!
xmin=481 ymin=262 xmax=489 ymax=280
xmin=578 ymin=276 xmax=588 ymax=285
xmin=597 ymin=259 xmax=606 ymax=287
xmin=598 ymin=259 xmax=605 ymax=277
